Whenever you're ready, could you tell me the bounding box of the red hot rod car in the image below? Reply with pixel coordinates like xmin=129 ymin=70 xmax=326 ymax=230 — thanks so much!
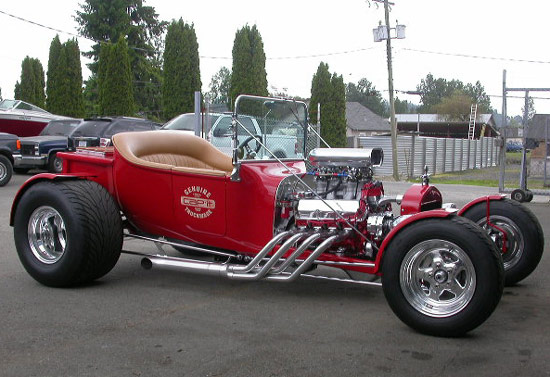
xmin=10 ymin=95 xmax=544 ymax=337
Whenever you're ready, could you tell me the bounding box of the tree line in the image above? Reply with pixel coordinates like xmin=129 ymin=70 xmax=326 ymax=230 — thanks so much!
xmin=9 ymin=0 xmax=495 ymax=147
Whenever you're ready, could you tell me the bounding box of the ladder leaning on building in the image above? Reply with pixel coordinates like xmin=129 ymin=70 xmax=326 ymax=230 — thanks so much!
xmin=468 ymin=104 xmax=478 ymax=140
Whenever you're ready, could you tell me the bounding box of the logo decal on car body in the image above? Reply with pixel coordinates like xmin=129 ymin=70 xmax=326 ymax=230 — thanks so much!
xmin=181 ymin=186 xmax=215 ymax=219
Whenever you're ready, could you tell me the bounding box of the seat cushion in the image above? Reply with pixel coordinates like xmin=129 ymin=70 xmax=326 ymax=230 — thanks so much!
xmin=112 ymin=130 xmax=233 ymax=176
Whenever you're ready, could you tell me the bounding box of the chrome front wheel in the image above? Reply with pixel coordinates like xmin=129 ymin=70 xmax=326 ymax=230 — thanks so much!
xmin=382 ymin=217 xmax=503 ymax=337
xmin=400 ymin=240 xmax=476 ymax=318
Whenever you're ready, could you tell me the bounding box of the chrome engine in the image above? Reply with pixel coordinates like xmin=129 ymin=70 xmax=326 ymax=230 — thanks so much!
xmin=275 ymin=147 xmax=402 ymax=259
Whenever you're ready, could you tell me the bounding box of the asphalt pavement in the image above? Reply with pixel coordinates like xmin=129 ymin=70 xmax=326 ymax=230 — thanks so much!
xmin=1 ymin=173 xmax=549 ymax=377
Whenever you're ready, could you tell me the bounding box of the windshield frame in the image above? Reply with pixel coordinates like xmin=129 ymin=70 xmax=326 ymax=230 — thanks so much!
xmin=231 ymin=95 xmax=308 ymax=166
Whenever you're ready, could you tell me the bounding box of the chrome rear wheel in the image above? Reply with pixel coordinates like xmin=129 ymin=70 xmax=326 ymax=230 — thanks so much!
xmin=28 ymin=206 xmax=67 ymax=264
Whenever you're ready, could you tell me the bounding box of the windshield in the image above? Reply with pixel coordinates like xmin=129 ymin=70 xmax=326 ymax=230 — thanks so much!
xmin=163 ymin=113 xmax=221 ymax=132
xmin=0 ymin=100 xmax=17 ymax=110
xmin=71 ymin=120 xmax=111 ymax=137
xmin=40 ymin=120 xmax=82 ymax=136
xmin=232 ymin=95 xmax=308 ymax=161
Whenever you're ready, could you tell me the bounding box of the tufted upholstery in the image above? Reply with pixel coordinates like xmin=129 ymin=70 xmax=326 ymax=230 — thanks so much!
xmin=112 ymin=130 xmax=233 ymax=176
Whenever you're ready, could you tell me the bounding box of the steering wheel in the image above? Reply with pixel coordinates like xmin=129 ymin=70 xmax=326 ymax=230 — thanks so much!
xmin=237 ymin=135 xmax=262 ymax=159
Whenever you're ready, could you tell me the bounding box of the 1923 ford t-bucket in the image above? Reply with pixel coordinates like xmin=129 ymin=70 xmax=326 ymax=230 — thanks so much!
xmin=10 ymin=95 xmax=544 ymax=337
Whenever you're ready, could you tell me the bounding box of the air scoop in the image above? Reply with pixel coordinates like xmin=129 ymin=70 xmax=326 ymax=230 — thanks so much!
xmin=308 ymin=148 xmax=383 ymax=168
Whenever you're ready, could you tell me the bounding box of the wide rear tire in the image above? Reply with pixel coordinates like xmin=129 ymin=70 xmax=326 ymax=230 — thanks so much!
xmin=382 ymin=216 xmax=503 ymax=337
xmin=14 ymin=180 xmax=123 ymax=287
xmin=462 ymin=198 xmax=544 ymax=286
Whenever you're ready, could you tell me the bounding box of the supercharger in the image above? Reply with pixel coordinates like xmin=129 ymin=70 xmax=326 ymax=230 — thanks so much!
xmin=274 ymin=147 xmax=402 ymax=259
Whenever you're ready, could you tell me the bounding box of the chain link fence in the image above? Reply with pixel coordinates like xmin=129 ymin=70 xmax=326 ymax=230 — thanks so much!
xmin=500 ymin=126 xmax=550 ymax=198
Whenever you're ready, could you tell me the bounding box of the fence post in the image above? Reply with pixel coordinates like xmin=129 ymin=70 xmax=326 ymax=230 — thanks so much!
xmin=451 ymin=139 xmax=456 ymax=172
xmin=466 ymin=140 xmax=471 ymax=170
xmin=422 ymin=138 xmax=427 ymax=171
xmin=459 ymin=139 xmax=464 ymax=171
xmin=473 ymin=140 xmax=478 ymax=169
xmin=442 ymin=138 xmax=447 ymax=173
xmin=410 ymin=135 xmax=416 ymax=179
xmin=433 ymin=139 xmax=438 ymax=173
xmin=479 ymin=137 xmax=484 ymax=168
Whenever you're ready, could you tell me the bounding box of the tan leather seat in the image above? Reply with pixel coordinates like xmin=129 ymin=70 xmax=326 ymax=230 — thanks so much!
xmin=112 ymin=130 xmax=233 ymax=176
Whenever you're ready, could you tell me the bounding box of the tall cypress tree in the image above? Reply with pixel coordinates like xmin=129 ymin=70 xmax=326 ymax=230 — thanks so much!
xmin=63 ymin=39 xmax=85 ymax=117
xmin=98 ymin=37 xmax=134 ymax=116
xmin=162 ymin=19 xmax=201 ymax=120
xmin=33 ymin=59 xmax=46 ymax=109
xmin=17 ymin=56 xmax=45 ymax=108
xmin=46 ymin=35 xmax=63 ymax=113
xmin=310 ymin=62 xmax=347 ymax=147
xmin=46 ymin=36 xmax=85 ymax=117
xmin=97 ymin=42 xmax=110 ymax=113
xmin=230 ymin=25 xmax=268 ymax=107
xmin=330 ymin=73 xmax=347 ymax=147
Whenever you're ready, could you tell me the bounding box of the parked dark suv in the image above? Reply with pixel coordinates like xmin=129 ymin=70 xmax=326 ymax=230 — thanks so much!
xmin=0 ymin=132 xmax=20 ymax=186
xmin=14 ymin=118 xmax=82 ymax=173
xmin=68 ymin=117 xmax=161 ymax=150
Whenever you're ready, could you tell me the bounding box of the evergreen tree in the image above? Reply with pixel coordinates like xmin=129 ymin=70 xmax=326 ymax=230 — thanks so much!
xmin=208 ymin=67 xmax=231 ymax=106
xmin=162 ymin=19 xmax=201 ymax=120
xmin=46 ymin=36 xmax=85 ymax=117
xmin=14 ymin=82 xmax=21 ymax=100
xmin=330 ymin=74 xmax=347 ymax=147
xmin=98 ymin=37 xmax=134 ymax=116
xmin=97 ymin=43 xmax=110 ymax=113
xmin=76 ymin=0 xmax=167 ymax=116
xmin=63 ymin=39 xmax=85 ymax=117
xmin=417 ymin=73 xmax=492 ymax=113
xmin=230 ymin=25 xmax=268 ymax=106
xmin=17 ymin=56 xmax=45 ymax=108
xmin=46 ymin=35 xmax=63 ymax=113
xmin=310 ymin=62 xmax=347 ymax=147
xmin=346 ymin=78 xmax=387 ymax=117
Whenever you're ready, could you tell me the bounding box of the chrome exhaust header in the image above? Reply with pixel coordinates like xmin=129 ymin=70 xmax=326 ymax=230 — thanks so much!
xmin=137 ymin=229 xmax=344 ymax=282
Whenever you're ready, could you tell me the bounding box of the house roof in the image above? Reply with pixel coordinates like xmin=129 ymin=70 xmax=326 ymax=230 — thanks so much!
xmin=346 ymin=102 xmax=390 ymax=132
xmin=396 ymin=113 xmax=495 ymax=125
xmin=395 ymin=113 xmax=499 ymax=138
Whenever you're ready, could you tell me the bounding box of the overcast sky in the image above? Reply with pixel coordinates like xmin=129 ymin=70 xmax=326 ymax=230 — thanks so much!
xmin=1 ymin=0 xmax=550 ymax=117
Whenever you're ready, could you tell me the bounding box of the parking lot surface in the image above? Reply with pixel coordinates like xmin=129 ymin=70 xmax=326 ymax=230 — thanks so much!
xmin=1 ymin=173 xmax=549 ymax=377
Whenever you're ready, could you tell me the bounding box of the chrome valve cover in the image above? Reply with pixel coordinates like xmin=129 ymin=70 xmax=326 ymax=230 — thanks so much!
xmin=296 ymin=199 xmax=360 ymax=222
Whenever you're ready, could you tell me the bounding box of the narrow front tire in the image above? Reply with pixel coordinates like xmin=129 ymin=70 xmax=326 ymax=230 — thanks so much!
xmin=382 ymin=216 xmax=503 ymax=337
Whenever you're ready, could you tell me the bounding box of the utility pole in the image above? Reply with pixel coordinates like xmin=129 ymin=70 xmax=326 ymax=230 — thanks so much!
xmin=384 ymin=0 xmax=398 ymax=181
xmin=372 ymin=0 xmax=403 ymax=181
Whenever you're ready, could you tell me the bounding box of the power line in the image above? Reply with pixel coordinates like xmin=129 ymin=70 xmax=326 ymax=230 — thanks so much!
xmin=1 ymin=8 xmax=381 ymax=61
xmin=0 ymin=9 xmax=151 ymax=53
xmin=399 ymin=47 xmax=550 ymax=65
xmin=7 ymin=7 xmax=549 ymax=66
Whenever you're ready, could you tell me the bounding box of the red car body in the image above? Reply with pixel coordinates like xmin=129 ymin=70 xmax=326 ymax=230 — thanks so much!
xmin=11 ymin=145 xmax=502 ymax=276
xmin=10 ymin=95 xmax=543 ymax=337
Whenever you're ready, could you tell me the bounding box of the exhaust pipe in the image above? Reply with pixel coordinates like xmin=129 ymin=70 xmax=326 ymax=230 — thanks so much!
xmin=141 ymin=255 xmax=228 ymax=276
xmin=227 ymin=232 xmax=307 ymax=280
xmin=140 ymin=230 xmax=340 ymax=282
xmin=266 ymin=235 xmax=339 ymax=282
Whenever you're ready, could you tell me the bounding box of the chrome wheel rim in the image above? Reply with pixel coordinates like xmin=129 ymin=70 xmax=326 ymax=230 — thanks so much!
xmin=476 ymin=216 xmax=523 ymax=271
xmin=28 ymin=206 xmax=67 ymax=264
xmin=400 ymin=239 xmax=476 ymax=318
xmin=53 ymin=157 xmax=63 ymax=173
xmin=0 ymin=163 xmax=6 ymax=180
